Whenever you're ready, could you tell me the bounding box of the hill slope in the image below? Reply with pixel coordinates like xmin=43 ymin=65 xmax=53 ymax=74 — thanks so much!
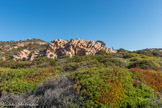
xmin=0 ymin=39 xmax=161 ymax=108
xmin=0 ymin=39 xmax=48 ymax=60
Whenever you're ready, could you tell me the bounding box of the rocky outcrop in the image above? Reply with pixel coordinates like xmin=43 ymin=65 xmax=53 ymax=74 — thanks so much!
xmin=11 ymin=38 xmax=116 ymax=61
xmin=12 ymin=49 xmax=44 ymax=61
xmin=46 ymin=39 xmax=116 ymax=59
xmin=13 ymin=49 xmax=31 ymax=61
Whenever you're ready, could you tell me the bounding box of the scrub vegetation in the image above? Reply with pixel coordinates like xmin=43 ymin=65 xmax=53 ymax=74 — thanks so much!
xmin=0 ymin=48 xmax=161 ymax=108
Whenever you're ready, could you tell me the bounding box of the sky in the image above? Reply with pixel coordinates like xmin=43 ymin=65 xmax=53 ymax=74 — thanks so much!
xmin=0 ymin=0 xmax=162 ymax=50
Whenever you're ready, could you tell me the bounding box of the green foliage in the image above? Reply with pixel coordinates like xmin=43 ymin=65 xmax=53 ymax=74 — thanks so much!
xmin=0 ymin=49 xmax=161 ymax=107
xmin=96 ymin=50 xmax=108 ymax=55
xmin=0 ymin=60 xmax=33 ymax=69
xmin=135 ymin=48 xmax=162 ymax=57
xmin=0 ymin=66 xmax=60 ymax=94
xmin=32 ymin=57 xmax=56 ymax=67
xmin=63 ymin=62 xmax=80 ymax=71
xmin=0 ymin=68 xmax=39 ymax=94
xmin=117 ymin=48 xmax=128 ymax=53
xmin=123 ymin=53 xmax=134 ymax=58
xmin=0 ymin=57 xmax=56 ymax=69
xmin=130 ymin=57 xmax=141 ymax=62
xmin=97 ymin=56 xmax=127 ymax=67
xmin=5 ymin=80 xmax=37 ymax=93
xmin=96 ymin=40 xmax=106 ymax=47
xmin=128 ymin=60 xmax=160 ymax=70
xmin=70 ymin=67 xmax=157 ymax=108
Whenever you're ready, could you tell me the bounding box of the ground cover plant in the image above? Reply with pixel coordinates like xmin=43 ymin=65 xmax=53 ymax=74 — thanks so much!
xmin=70 ymin=67 xmax=161 ymax=108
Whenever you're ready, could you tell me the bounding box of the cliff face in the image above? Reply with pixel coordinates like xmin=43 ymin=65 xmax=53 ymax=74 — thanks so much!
xmin=0 ymin=38 xmax=116 ymax=61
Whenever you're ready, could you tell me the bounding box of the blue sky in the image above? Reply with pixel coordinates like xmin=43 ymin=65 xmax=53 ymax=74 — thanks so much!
xmin=0 ymin=0 xmax=162 ymax=50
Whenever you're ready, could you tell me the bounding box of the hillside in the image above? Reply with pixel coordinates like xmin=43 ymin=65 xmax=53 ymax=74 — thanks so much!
xmin=134 ymin=48 xmax=162 ymax=57
xmin=0 ymin=38 xmax=116 ymax=61
xmin=0 ymin=39 xmax=48 ymax=60
xmin=0 ymin=39 xmax=161 ymax=108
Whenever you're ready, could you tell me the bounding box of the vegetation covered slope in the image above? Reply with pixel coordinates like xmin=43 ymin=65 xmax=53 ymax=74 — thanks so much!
xmin=0 ymin=39 xmax=48 ymax=60
xmin=0 ymin=49 xmax=161 ymax=108
xmin=134 ymin=48 xmax=162 ymax=57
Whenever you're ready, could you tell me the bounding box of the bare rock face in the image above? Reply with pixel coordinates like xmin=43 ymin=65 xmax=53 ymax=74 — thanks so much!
xmin=12 ymin=49 xmax=44 ymax=61
xmin=13 ymin=49 xmax=31 ymax=61
xmin=46 ymin=38 xmax=116 ymax=59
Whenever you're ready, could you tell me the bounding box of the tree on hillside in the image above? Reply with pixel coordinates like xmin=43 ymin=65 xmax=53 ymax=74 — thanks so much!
xmin=96 ymin=40 xmax=106 ymax=47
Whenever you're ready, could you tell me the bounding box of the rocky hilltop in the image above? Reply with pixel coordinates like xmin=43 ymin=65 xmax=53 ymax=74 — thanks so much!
xmin=0 ymin=38 xmax=116 ymax=61
xmin=46 ymin=39 xmax=116 ymax=59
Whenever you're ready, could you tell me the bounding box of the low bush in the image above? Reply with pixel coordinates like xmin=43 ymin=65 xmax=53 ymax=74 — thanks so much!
xmin=135 ymin=49 xmax=162 ymax=57
xmin=128 ymin=60 xmax=160 ymax=70
xmin=63 ymin=63 xmax=80 ymax=71
xmin=32 ymin=57 xmax=56 ymax=67
xmin=0 ymin=60 xmax=33 ymax=69
xmin=123 ymin=53 xmax=134 ymax=59
xmin=117 ymin=48 xmax=128 ymax=53
xmin=130 ymin=57 xmax=141 ymax=62
xmin=97 ymin=56 xmax=127 ymax=67
xmin=96 ymin=50 xmax=108 ymax=55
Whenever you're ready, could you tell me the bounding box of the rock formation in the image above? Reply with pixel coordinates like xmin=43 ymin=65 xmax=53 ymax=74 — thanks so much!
xmin=46 ymin=38 xmax=116 ymax=59
xmin=12 ymin=49 xmax=45 ymax=61
xmin=12 ymin=49 xmax=31 ymax=61
xmin=11 ymin=38 xmax=116 ymax=61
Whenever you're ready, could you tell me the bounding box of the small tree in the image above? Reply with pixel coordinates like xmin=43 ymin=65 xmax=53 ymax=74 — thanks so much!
xmin=117 ymin=48 xmax=127 ymax=53
xmin=96 ymin=40 xmax=106 ymax=47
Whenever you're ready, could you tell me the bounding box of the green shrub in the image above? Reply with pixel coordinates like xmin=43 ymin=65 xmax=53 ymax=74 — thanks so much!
xmin=96 ymin=50 xmax=108 ymax=55
xmin=0 ymin=68 xmax=39 ymax=94
xmin=0 ymin=66 xmax=59 ymax=94
xmin=63 ymin=63 xmax=80 ymax=71
xmin=96 ymin=40 xmax=106 ymax=47
xmin=97 ymin=56 xmax=127 ymax=67
xmin=135 ymin=49 xmax=162 ymax=57
xmin=0 ymin=60 xmax=32 ymax=69
xmin=128 ymin=60 xmax=159 ymax=70
xmin=11 ymin=61 xmax=32 ymax=69
xmin=32 ymin=57 xmax=55 ymax=67
xmin=123 ymin=54 xmax=134 ymax=59
xmin=117 ymin=48 xmax=128 ymax=53
xmin=130 ymin=57 xmax=141 ymax=62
